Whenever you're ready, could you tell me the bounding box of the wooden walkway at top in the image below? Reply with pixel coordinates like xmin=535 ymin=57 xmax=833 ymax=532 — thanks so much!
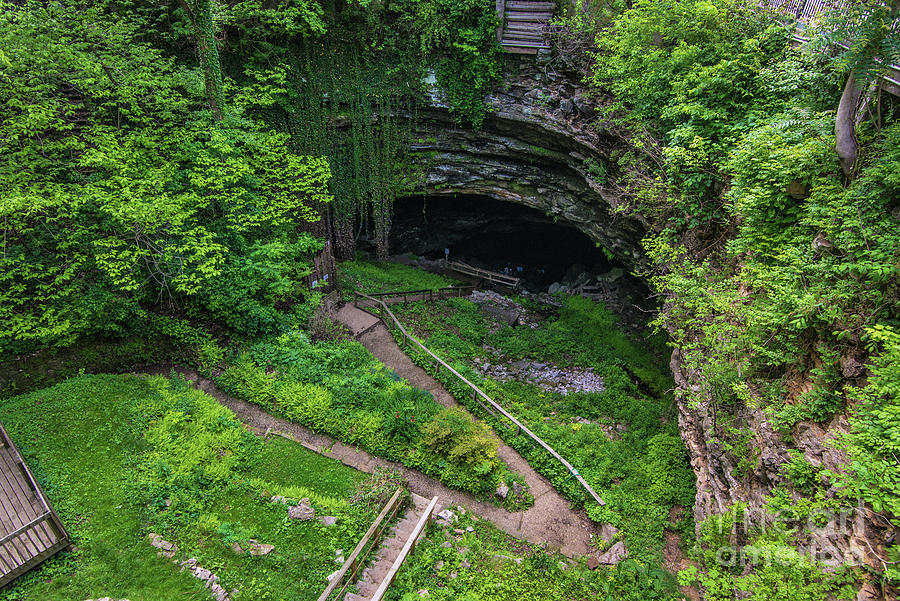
xmin=765 ymin=0 xmax=900 ymax=94
xmin=496 ymin=0 xmax=553 ymax=54
xmin=0 ymin=422 xmax=69 ymax=588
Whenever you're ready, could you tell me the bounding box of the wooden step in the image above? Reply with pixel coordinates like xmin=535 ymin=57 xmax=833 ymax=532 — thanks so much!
xmin=504 ymin=31 xmax=546 ymax=40
xmin=506 ymin=1 xmax=555 ymax=10
xmin=501 ymin=39 xmax=550 ymax=48
xmin=505 ymin=12 xmax=553 ymax=21
xmin=506 ymin=22 xmax=545 ymax=31
xmin=503 ymin=45 xmax=539 ymax=54
xmin=505 ymin=36 xmax=546 ymax=44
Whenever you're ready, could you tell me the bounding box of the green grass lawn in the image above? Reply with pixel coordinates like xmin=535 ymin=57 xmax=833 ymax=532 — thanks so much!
xmin=0 ymin=374 xmax=377 ymax=601
xmin=338 ymin=260 xmax=461 ymax=298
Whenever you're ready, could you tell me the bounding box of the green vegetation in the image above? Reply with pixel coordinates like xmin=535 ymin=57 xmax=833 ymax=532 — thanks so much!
xmin=0 ymin=1 xmax=331 ymax=359
xmin=339 ymin=260 xmax=462 ymax=297
xmin=0 ymin=373 xmax=381 ymax=600
xmin=0 ymin=0 xmax=504 ymax=359
xmin=678 ymin=505 xmax=860 ymax=601
xmin=3 ymin=0 xmax=899 ymax=597
xmin=215 ymin=332 xmax=529 ymax=508
xmin=387 ymin=509 xmax=682 ymax=601
xmin=371 ymin=289 xmax=693 ymax=562
xmin=590 ymin=0 xmax=900 ymax=595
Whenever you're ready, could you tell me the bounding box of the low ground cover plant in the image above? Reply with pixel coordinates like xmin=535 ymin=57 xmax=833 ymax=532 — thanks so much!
xmin=0 ymin=373 xmax=380 ymax=601
xmin=215 ymin=331 xmax=529 ymax=509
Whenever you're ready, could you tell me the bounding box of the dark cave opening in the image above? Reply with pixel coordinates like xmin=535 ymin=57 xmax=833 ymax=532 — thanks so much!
xmin=389 ymin=194 xmax=626 ymax=290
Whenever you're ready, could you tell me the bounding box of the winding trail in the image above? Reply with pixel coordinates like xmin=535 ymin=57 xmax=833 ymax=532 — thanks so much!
xmin=332 ymin=302 xmax=599 ymax=557
xmin=142 ymin=301 xmax=600 ymax=558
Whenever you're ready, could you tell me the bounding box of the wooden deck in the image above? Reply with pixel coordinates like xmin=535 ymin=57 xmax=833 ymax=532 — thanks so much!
xmin=0 ymin=423 xmax=69 ymax=588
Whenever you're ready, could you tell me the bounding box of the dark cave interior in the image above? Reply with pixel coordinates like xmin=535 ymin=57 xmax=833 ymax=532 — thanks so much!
xmin=388 ymin=194 xmax=626 ymax=290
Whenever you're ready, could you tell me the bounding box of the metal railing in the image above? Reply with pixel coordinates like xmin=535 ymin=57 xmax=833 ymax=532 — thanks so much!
xmin=353 ymin=291 xmax=605 ymax=506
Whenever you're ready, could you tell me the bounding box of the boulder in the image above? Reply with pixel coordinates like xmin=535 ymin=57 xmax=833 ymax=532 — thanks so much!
xmin=496 ymin=481 xmax=510 ymax=499
xmin=288 ymin=498 xmax=315 ymax=521
xmin=600 ymin=523 xmax=620 ymax=542
xmin=840 ymin=355 xmax=865 ymax=378
xmin=436 ymin=509 xmax=457 ymax=524
xmin=597 ymin=541 xmax=628 ymax=565
xmin=248 ymin=540 xmax=275 ymax=556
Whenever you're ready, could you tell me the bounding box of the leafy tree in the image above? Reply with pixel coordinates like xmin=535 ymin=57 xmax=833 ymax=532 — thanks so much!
xmin=0 ymin=0 xmax=331 ymax=356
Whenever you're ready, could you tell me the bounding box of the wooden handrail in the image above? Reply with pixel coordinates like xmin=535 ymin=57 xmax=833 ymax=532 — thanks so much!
xmin=354 ymin=292 xmax=605 ymax=506
xmin=360 ymin=286 xmax=473 ymax=300
xmin=0 ymin=513 xmax=50 ymax=548
xmin=352 ymin=286 xmax=475 ymax=309
xmin=369 ymin=496 xmax=439 ymax=601
xmin=317 ymin=487 xmax=404 ymax=601
xmin=446 ymin=261 xmax=521 ymax=289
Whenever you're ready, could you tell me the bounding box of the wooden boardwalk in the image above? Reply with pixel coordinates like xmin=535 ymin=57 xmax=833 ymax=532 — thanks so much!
xmin=0 ymin=423 xmax=69 ymax=588
xmin=446 ymin=261 xmax=521 ymax=290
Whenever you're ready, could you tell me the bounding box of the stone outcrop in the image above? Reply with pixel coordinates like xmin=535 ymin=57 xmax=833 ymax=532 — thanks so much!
xmin=670 ymin=348 xmax=896 ymax=599
xmin=406 ymin=56 xmax=648 ymax=271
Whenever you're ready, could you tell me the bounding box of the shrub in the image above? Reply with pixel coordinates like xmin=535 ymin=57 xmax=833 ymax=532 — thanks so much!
xmin=278 ymin=381 xmax=333 ymax=426
xmin=423 ymin=407 xmax=500 ymax=475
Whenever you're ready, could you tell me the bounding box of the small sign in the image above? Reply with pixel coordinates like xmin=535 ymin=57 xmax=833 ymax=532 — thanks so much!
xmin=311 ymin=280 xmax=318 ymax=288
xmin=322 ymin=273 xmax=329 ymax=281
xmin=444 ymin=248 xmax=449 ymax=256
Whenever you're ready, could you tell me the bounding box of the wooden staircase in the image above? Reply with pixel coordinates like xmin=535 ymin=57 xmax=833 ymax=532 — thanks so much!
xmin=343 ymin=493 xmax=436 ymax=601
xmin=496 ymin=0 xmax=553 ymax=54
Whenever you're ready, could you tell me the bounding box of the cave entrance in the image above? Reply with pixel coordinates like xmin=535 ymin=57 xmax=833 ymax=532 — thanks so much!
xmin=390 ymin=194 xmax=624 ymax=291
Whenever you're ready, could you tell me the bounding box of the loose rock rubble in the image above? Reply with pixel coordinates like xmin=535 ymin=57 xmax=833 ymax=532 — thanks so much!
xmin=147 ymin=534 xmax=240 ymax=601
xmin=287 ymin=497 xmax=316 ymax=521
xmin=148 ymin=532 xmax=177 ymax=558
xmin=180 ymin=557 xmax=235 ymax=601
xmin=473 ymin=357 xmax=605 ymax=396
xmin=468 ymin=290 xmax=540 ymax=329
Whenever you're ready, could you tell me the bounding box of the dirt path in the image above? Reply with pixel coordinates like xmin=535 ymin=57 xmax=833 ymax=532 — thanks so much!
xmin=331 ymin=303 xmax=599 ymax=557
xmin=144 ymin=367 xmax=597 ymax=558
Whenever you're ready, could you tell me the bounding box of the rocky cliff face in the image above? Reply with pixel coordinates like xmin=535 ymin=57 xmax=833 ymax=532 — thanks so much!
xmin=671 ymin=346 xmax=895 ymax=600
xmin=407 ymin=55 xmax=649 ymax=271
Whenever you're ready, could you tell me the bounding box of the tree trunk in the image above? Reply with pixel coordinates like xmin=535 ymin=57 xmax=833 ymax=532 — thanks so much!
xmin=178 ymin=0 xmax=224 ymax=119
xmin=835 ymin=71 xmax=861 ymax=178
